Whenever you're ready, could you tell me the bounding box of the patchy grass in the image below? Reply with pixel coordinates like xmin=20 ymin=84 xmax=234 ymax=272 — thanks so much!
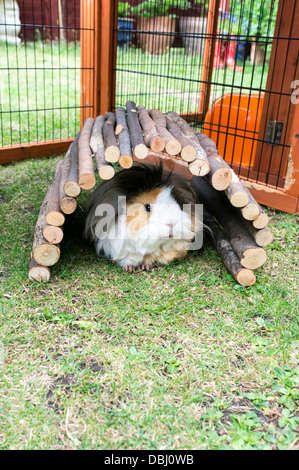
xmin=0 ymin=156 xmax=298 ymax=450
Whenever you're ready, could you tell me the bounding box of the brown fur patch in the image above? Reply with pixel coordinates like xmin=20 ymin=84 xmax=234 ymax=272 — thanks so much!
xmin=126 ymin=188 xmax=162 ymax=236
xmin=131 ymin=188 xmax=162 ymax=206
xmin=143 ymin=241 xmax=189 ymax=267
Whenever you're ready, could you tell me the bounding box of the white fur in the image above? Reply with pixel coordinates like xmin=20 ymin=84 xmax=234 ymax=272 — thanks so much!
xmin=95 ymin=187 xmax=197 ymax=268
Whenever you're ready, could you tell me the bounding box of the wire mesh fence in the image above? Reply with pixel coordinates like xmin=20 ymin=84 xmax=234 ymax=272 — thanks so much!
xmin=1 ymin=0 xmax=297 ymax=194
xmin=115 ymin=0 xmax=276 ymax=112
xmin=114 ymin=0 xmax=295 ymax=189
xmin=0 ymin=0 xmax=82 ymax=147
xmin=115 ymin=0 xmax=210 ymax=114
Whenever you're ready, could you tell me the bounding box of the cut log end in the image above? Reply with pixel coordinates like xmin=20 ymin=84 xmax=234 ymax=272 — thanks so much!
xmin=46 ymin=161 xmax=65 ymax=226
xmin=104 ymin=146 xmax=120 ymax=163
xmin=255 ymin=227 xmax=274 ymax=247
xmin=235 ymin=268 xmax=256 ymax=287
xmin=79 ymin=173 xmax=96 ymax=190
xmin=150 ymin=136 xmax=165 ymax=153
xmin=165 ymin=139 xmax=181 ymax=156
xmin=115 ymin=123 xmax=124 ymax=135
xmin=241 ymin=247 xmax=267 ymax=270
xmin=99 ymin=165 xmax=115 ymax=180
xmin=28 ymin=257 xmax=51 ymax=282
xmin=188 ymin=159 xmax=210 ymax=176
xmin=60 ymin=197 xmax=77 ymax=214
xmin=119 ymin=154 xmax=133 ymax=169
xmin=253 ymin=212 xmax=269 ymax=229
xmin=241 ymin=202 xmax=260 ymax=220
xmin=33 ymin=243 xmax=60 ymax=267
xmin=134 ymin=143 xmax=149 ymax=159
xmin=43 ymin=225 xmax=64 ymax=244
xmin=64 ymin=181 xmax=81 ymax=198
xmin=180 ymin=144 xmax=197 ymax=162
xmin=29 ymin=265 xmax=51 ymax=282
xmin=229 ymin=191 xmax=250 ymax=207
xmin=45 ymin=211 xmax=65 ymax=227
xmin=211 ymin=167 xmax=232 ymax=191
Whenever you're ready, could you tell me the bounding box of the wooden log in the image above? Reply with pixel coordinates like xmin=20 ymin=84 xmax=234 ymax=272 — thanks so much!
xmin=224 ymin=169 xmax=261 ymax=220
xmin=126 ymin=101 xmax=148 ymax=159
xmin=205 ymin=156 xmax=232 ymax=191
xmin=203 ymin=209 xmax=256 ymax=286
xmin=191 ymin=176 xmax=267 ymax=269
xmin=137 ymin=105 xmax=165 ymax=153
xmin=103 ymin=112 xmax=120 ymax=163
xmin=241 ymin=199 xmax=260 ymax=221
xmin=166 ymin=112 xmax=210 ymax=175
xmin=98 ymin=156 xmax=116 ymax=179
xmin=252 ymin=207 xmax=269 ymax=229
xmin=43 ymin=224 xmax=64 ymax=244
xmin=32 ymin=189 xmax=61 ymax=267
xmin=225 ymin=169 xmax=250 ymax=207
xmin=196 ymin=135 xmax=264 ymax=208
xmin=165 ymin=114 xmax=196 ymax=162
xmin=140 ymin=150 xmax=192 ymax=179
xmin=60 ymin=195 xmax=76 ymax=215
xmin=115 ymin=107 xmax=134 ymax=169
xmin=28 ymin=256 xmax=51 ymax=282
xmin=241 ymin=220 xmax=274 ymax=247
xmin=64 ymin=132 xmax=81 ymax=197
xmin=90 ymin=115 xmax=115 ymax=179
xmin=119 ymin=154 xmax=133 ymax=169
xmin=195 ymin=132 xmax=232 ymax=190
xmin=156 ymin=126 xmax=181 ymax=156
xmin=59 ymin=150 xmax=77 ymax=215
xmin=78 ymin=117 xmax=96 ymax=189
xmin=196 ymin=131 xmax=218 ymax=154
xmin=90 ymin=115 xmax=105 ymax=153
xmin=45 ymin=161 xmax=65 ymax=227
xmin=188 ymin=158 xmax=210 ymax=177
xmin=149 ymin=109 xmax=181 ymax=156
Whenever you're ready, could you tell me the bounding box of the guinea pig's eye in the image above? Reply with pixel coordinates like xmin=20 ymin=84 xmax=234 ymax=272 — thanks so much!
xmin=144 ymin=203 xmax=151 ymax=213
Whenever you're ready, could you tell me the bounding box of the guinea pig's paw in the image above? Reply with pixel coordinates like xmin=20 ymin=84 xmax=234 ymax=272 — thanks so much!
xmin=138 ymin=264 xmax=152 ymax=271
xmin=123 ymin=264 xmax=136 ymax=273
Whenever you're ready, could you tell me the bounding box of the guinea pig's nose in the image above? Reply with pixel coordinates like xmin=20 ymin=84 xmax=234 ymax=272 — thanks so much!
xmin=166 ymin=223 xmax=174 ymax=236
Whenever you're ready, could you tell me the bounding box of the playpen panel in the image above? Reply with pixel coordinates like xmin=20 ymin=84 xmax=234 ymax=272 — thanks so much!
xmin=254 ymin=0 xmax=299 ymax=185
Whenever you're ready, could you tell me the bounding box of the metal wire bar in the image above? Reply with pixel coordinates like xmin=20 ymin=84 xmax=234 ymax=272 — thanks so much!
xmin=0 ymin=0 xmax=82 ymax=147
xmin=114 ymin=0 xmax=295 ymax=190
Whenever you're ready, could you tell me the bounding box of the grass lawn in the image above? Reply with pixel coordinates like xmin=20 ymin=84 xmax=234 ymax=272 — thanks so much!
xmin=0 ymin=156 xmax=298 ymax=450
xmin=0 ymin=42 xmax=81 ymax=146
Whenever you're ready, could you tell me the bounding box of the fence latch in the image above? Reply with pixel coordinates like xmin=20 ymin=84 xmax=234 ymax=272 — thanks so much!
xmin=265 ymin=121 xmax=283 ymax=145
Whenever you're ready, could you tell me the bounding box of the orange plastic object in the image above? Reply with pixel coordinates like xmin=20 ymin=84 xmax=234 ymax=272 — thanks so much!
xmin=203 ymin=93 xmax=264 ymax=167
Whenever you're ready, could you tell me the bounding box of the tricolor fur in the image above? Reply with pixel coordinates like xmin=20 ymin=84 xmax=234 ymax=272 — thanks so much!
xmin=85 ymin=163 xmax=201 ymax=270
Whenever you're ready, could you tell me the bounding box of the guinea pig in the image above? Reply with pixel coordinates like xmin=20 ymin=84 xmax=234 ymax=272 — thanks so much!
xmin=84 ymin=163 xmax=202 ymax=271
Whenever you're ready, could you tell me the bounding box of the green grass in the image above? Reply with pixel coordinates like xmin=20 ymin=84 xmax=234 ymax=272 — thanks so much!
xmin=1 ymin=42 xmax=268 ymax=146
xmin=0 ymin=156 xmax=298 ymax=450
xmin=0 ymin=42 xmax=81 ymax=146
